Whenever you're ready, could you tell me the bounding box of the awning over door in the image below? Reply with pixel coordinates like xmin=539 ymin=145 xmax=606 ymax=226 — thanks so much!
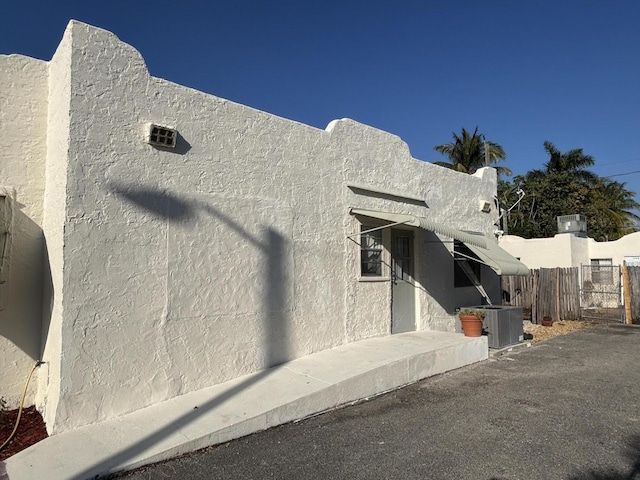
xmin=349 ymin=208 xmax=487 ymax=248
xmin=349 ymin=208 xmax=529 ymax=276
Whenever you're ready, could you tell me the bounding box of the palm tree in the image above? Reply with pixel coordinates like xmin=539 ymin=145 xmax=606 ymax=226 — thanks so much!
xmin=433 ymin=127 xmax=511 ymax=176
xmin=501 ymin=141 xmax=639 ymax=239
xmin=591 ymin=179 xmax=640 ymax=239
xmin=542 ymin=140 xmax=597 ymax=183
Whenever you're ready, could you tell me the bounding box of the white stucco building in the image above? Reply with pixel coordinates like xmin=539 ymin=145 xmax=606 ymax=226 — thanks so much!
xmin=0 ymin=21 xmax=527 ymax=435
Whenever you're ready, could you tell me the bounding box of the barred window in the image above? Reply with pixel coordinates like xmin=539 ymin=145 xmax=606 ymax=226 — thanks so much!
xmin=591 ymin=258 xmax=613 ymax=284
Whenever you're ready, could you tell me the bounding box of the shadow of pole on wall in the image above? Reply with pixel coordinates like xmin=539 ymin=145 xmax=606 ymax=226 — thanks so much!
xmin=198 ymin=200 xmax=291 ymax=367
xmin=67 ymin=185 xmax=290 ymax=479
xmin=0 ymin=209 xmax=46 ymax=363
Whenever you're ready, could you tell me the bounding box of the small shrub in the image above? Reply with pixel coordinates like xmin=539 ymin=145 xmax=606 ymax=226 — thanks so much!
xmin=458 ymin=308 xmax=486 ymax=319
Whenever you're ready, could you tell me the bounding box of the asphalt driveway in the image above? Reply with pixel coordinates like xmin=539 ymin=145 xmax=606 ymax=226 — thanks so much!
xmin=118 ymin=324 xmax=640 ymax=480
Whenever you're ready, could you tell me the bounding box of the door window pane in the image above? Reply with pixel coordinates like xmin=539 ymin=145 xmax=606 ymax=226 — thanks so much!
xmin=392 ymin=236 xmax=412 ymax=282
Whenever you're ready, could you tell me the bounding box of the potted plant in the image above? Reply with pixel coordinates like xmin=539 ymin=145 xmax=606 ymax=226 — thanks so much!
xmin=458 ymin=308 xmax=486 ymax=337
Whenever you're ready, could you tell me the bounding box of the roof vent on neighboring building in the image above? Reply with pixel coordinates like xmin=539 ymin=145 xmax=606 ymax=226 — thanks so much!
xmin=557 ymin=214 xmax=587 ymax=236
xmin=145 ymin=123 xmax=177 ymax=149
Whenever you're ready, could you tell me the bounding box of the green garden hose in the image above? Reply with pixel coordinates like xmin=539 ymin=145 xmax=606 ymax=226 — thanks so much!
xmin=0 ymin=361 xmax=43 ymax=452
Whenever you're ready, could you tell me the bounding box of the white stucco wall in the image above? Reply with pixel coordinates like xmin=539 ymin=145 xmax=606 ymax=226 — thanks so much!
xmin=588 ymin=231 xmax=640 ymax=266
xmin=500 ymin=231 xmax=640 ymax=269
xmin=2 ymin=21 xmax=500 ymax=433
xmin=35 ymin=25 xmax=74 ymax=425
xmin=0 ymin=54 xmax=49 ymax=407
xmin=499 ymin=234 xmax=584 ymax=268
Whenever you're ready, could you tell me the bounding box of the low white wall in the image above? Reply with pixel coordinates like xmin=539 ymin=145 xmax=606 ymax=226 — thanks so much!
xmin=499 ymin=234 xmax=586 ymax=268
xmin=500 ymin=231 xmax=640 ymax=269
xmin=589 ymin=231 xmax=640 ymax=265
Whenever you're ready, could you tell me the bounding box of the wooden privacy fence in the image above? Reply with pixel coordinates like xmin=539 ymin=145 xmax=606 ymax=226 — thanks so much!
xmin=501 ymin=268 xmax=581 ymax=324
xmin=502 ymin=266 xmax=640 ymax=324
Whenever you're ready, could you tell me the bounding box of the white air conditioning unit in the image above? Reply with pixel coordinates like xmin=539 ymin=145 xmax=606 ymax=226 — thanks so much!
xmin=557 ymin=214 xmax=587 ymax=236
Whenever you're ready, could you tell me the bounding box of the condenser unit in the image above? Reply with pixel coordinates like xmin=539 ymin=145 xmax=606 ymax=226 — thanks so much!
xmin=468 ymin=305 xmax=524 ymax=348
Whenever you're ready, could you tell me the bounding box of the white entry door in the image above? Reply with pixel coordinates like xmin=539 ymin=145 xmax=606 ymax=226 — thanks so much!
xmin=391 ymin=231 xmax=416 ymax=333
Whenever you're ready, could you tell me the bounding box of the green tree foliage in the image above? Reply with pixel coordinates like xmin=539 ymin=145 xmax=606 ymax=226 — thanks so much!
xmin=434 ymin=127 xmax=511 ymax=176
xmin=499 ymin=142 xmax=639 ymax=241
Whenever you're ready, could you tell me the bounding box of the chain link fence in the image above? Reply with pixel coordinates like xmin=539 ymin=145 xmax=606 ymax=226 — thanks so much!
xmin=580 ymin=264 xmax=623 ymax=322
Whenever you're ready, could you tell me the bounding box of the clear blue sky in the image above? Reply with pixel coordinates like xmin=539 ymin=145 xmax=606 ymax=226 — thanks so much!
xmin=2 ymin=1 xmax=640 ymax=216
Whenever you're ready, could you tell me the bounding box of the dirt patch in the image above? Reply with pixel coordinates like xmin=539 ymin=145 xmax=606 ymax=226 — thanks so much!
xmin=0 ymin=406 xmax=48 ymax=461
xmin=523 ymin=319 xmax=598 ymax=343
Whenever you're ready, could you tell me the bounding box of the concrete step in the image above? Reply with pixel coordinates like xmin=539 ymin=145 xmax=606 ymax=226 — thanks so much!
xmin=4 ymin=331 xmax=487 ymax=480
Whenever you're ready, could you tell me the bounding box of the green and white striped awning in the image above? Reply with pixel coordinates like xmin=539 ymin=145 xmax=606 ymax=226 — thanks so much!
xmin=461 ymin=233 xmax=530 ymax=276
xmin=350 ymin=208 xmax=487 ymax=248
xmin=349 ymin=208 xmax=529 ymax=276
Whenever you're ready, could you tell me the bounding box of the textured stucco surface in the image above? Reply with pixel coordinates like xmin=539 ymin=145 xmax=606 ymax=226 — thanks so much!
xmin=500 ymin=231 xmax=640 ymax=268
xmin=587 ymin=231 xmax=640 ymax=265
xmin=2 ymin=21 xmax=501 ymax=434
xmin=0 ymin=53 xmax=48 ymax=407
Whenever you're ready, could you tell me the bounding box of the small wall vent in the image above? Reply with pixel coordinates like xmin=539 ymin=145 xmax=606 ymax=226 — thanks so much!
xmin=145 ymin=123 xmax=177 ymax=149
xmin=480 ymin=200 xmax=491 ymax=213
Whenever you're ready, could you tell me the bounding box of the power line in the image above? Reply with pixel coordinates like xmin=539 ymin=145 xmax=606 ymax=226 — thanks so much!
xmin=594 ymin=158 xmax=640 ymax=168
xmin=603 ymin=170 xmax=640 ymax=178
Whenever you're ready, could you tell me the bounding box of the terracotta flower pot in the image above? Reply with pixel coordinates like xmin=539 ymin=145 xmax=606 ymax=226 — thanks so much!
xmin=459 ymin=315 xmax=483 ymax=337
xmin=542 ymin=316 xmax=553 ymax=327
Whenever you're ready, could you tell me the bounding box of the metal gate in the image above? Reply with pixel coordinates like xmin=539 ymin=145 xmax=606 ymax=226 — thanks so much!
xmin=580 ymin=264 xmax=623 ymax=322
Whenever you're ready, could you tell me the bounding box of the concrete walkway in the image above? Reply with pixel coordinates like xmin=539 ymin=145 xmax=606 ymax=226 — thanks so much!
xmin=117 ymin=324 xmax=640 ymax=480
xmin=4 ymin=331 xmax=486 ymax=480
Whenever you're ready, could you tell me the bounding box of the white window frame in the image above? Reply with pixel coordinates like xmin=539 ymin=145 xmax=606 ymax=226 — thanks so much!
xmin=590 ymin=258 xmax=613 ymax=285
xmin=360 ymin=224 xmax=384 ymax=278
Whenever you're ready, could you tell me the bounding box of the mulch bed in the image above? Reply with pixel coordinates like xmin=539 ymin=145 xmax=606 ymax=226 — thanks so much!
xmin=523 ymin=319 xmax=598 ymax=343
xmin=0 ymin=406 xmax=48 ymax=461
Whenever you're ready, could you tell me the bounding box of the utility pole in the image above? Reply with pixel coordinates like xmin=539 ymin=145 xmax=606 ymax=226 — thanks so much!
xmin=484 ymin=141 xmax=489 ymax=167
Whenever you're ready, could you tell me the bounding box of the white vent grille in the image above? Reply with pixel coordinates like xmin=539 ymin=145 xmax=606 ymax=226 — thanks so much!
xmin=146 ymin=124 xmax=177 ymax=148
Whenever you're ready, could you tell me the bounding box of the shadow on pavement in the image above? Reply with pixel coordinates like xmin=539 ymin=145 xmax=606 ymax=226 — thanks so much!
xmin=564 ymin=433 xmax=640 ymax=480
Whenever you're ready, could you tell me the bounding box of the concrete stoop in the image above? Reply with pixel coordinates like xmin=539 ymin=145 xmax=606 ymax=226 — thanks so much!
xmin=4 ymin=331 xmax=487 ymax=480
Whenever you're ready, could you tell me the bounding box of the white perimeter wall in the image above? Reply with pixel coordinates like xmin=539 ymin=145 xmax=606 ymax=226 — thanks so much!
xmin=588 ymin=231 xmax=640 ymax=266
xmin=500 ymin=231 xmax=640 ymax=268
xmin=3 ymin=21 xmax=499 ymax=433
